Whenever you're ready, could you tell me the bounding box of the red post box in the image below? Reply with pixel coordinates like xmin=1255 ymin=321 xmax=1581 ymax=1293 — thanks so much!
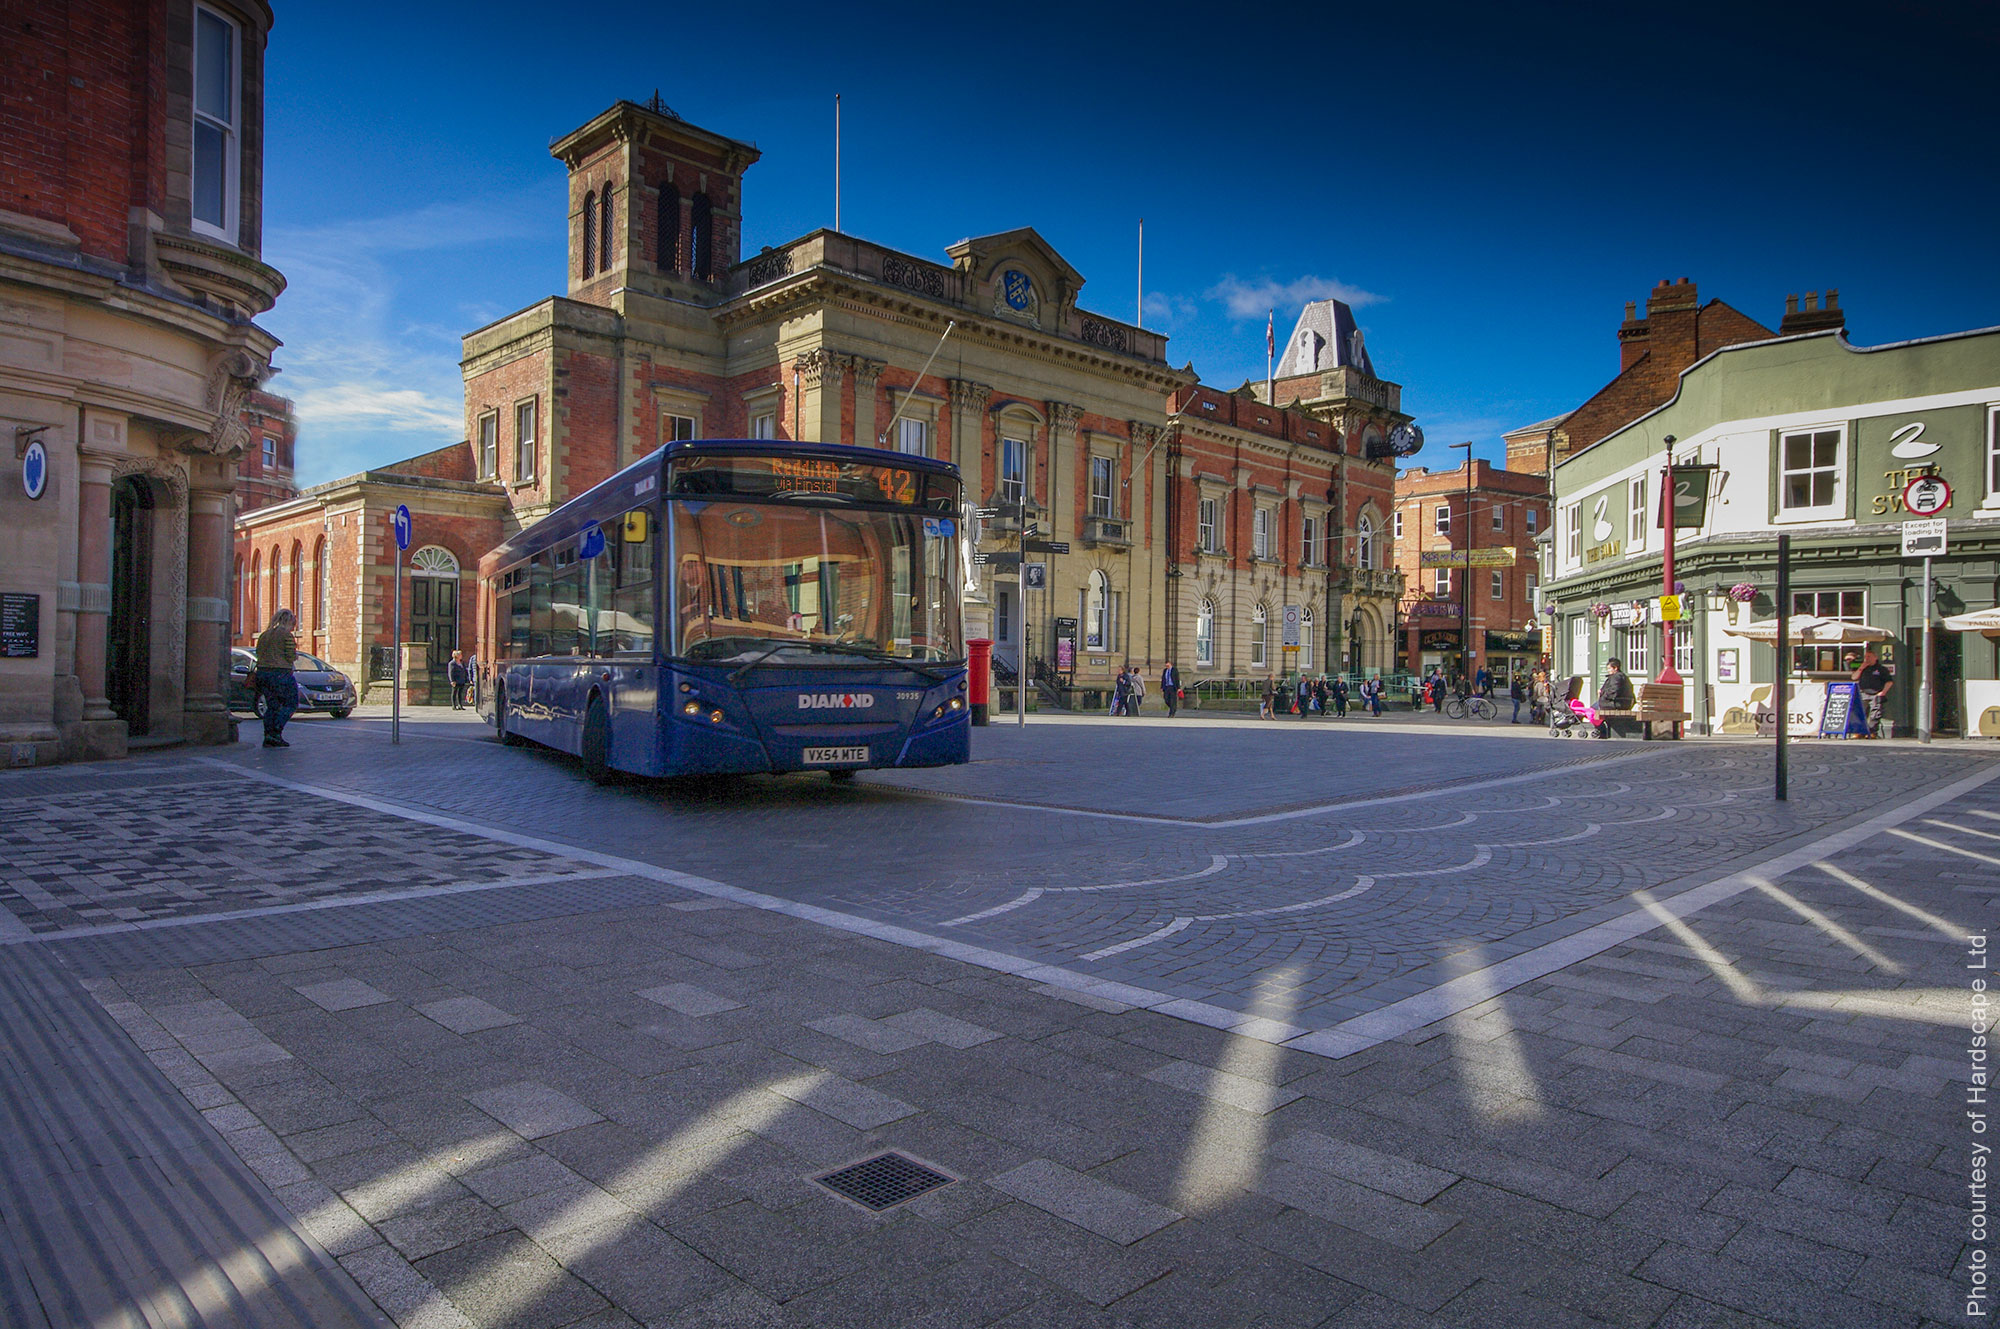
xmin=966 ymin=638 xmax=992 ymax=726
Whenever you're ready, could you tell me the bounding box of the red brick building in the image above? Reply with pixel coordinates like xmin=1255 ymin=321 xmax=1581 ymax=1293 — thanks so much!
xmin=1393 ymin=459 xmax=1549 ymax=684
xmin=234 ymin=388 xmax=298 ymax=513
xmin=3 ymin=0 xmax=284 ymax=763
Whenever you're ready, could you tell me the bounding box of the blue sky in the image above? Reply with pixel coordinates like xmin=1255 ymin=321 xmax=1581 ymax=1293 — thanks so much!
xmin=262 ymin=1 xmax=1997 ymax=488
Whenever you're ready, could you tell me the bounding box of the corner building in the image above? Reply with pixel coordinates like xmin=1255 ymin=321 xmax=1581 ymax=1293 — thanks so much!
xmin=2 ymin=0 xmax=283 ymax=764
xmin=458 ymin=98 xmax=1193 ymax=691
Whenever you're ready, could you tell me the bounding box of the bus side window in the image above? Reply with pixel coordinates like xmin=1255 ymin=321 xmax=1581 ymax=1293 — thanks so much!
xmin=551 ymin=546 xmax=584 ymax=655
xmin=613 ymin=509 xmax=655 ymax=655
xmin=529 ymin=555 xmax=553 ymax=656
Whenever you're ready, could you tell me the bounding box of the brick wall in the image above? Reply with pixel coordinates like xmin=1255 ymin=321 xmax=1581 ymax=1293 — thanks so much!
xmin=1565 ymin=280 xmax=1776 ymax=454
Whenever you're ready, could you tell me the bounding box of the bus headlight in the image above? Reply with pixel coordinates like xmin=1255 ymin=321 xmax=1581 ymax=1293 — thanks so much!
xmin=682 ymin=700 xmax=701 ymax=716
xmin=709 ymin=709 xmax=725 ymax=724
xmin=932 ymin=698 xmax=965 ymax=720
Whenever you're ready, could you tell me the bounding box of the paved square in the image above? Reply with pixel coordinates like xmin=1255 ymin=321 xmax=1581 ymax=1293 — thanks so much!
xmin=0 ymin=713 xmax=1989 ymax=1328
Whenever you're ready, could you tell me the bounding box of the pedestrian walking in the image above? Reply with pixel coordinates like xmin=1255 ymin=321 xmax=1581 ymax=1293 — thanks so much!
xmin=1161 ymin=661 xmax=1180 ymax=717
xmin=1508 ymin=674 xmax=1525 ymax=723
xmin=253 ymin=608 xmax=300 ymax=749
xmin=1333 ymin=675 xmax=1349 ymax=717
xmin=1475 ymin=664 xmax=1491 ymax=697
xmin=1112 ymin=667 xmax=1131 ymax=717
xmin=448 ymin=650 xmax=471 ymax=710
xmin=1368 ymin=677 xmax=1384 ymax=716
xmin=1294 ymin=674 xmax=1310 ymax=719
xmin=1430 ymin=673 xmax=1444 ymax=713
xmin=1128 ymin=665 xmax=1145 ymax=716
xmin=1260 ymin=678 xmax=1276 ymax=720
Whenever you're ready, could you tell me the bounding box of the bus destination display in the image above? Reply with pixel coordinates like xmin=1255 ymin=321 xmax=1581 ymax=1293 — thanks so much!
xmin=671 ymin=454 xmax=952 ymax=509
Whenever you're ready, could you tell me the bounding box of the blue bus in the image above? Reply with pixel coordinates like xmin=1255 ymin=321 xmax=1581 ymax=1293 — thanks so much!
xmin=477 ymin=440 xmax=969 ymax=783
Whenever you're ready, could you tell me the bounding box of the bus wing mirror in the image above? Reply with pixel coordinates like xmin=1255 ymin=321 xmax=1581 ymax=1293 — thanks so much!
xmin=623 ymin=511 xmax=649 ymax=543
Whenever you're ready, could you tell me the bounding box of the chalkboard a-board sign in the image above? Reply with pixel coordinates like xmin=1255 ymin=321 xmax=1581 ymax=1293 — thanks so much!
xmin=1 ymin=593 xmax=38 ymax=658
xmin=1818 ymin=680 xmax=1870 ymax=738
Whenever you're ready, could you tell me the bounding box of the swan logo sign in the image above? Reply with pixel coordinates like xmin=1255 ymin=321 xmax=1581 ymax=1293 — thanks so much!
xmin=798 ymin=693 xmax=876 ymax=710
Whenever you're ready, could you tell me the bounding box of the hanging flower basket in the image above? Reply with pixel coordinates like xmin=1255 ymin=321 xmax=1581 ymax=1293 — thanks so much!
xmin=1589 ymin=602 xmax=1613 ymax=619
xmin=1728 ymin=583 xmax=1757 ymax=603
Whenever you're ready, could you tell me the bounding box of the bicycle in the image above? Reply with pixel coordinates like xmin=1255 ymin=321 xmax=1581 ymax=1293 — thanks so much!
xmin=1445 ymin=695 xmax=1498 ymax=721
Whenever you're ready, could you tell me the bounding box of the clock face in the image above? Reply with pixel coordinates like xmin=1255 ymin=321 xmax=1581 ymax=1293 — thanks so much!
xmin=1001 ymin=269 xmax=1034 ymax=311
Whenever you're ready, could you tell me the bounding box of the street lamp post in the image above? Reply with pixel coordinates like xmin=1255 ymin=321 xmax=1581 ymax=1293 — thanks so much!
xmin=1658 ymin=435 xmax=1682 ymax=692
xmin=1449 ymin=441 xmax=1473 ymax=688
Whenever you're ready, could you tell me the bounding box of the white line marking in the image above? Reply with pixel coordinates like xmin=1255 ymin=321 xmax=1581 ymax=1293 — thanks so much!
xmin=1199 ymin=876 xmax=1375 ymax=921
xmin=939 ymin=854 xmax=1228 ymax=926
xmin=943 ymin=888 xmax=1044 ymax=927
xmin=1485 ymin=824 xmax=1602 ymax=849
xmin=1079 ymin=918 xmax=1190 ymax=960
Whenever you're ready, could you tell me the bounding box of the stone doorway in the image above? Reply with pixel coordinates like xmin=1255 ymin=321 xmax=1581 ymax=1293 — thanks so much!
xmin=408 ymin=547 xmax=459 ymax=705
xmin=107 ymin=477 xmax=155 ymax=735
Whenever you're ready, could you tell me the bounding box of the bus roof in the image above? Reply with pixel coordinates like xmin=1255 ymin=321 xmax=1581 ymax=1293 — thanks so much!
xmin=481 ymin=439 xmax=963 ymax=571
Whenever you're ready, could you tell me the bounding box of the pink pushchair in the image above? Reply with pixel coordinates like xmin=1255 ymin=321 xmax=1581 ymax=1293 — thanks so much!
xmin=1548 ymin=677 xmax=1607 ymax=738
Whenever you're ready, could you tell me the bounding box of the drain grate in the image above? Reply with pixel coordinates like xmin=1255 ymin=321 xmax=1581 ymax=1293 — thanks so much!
xmin=815 ymin=1152 xmax=956 ymax=1211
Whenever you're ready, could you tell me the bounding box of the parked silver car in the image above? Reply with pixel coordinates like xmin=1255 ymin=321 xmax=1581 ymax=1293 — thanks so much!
xmin=228 ymin=647 xmax=357 ymax=719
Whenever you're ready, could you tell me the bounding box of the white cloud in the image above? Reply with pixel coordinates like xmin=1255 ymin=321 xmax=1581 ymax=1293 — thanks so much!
xmin=1141 ymin=291 xmax=1199 ymax=327
xmin=1206 ymin=274 xmax=1386 ymax=320
xmin=261 ymin=194 xmax=550 ymax=486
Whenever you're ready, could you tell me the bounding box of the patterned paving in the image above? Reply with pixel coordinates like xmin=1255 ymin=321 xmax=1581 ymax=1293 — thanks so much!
xmin=0 ymin=774 xmax=590 ymax=937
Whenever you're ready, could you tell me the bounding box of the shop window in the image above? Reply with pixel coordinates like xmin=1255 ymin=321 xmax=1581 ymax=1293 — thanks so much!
xmin=1673 ymin=622 xmax=1693 ymax=675
xmin=1621 ymin=625 xmax=1649 ymax=677
xmin=1790 ymin=588 xmax=1868 ymax=673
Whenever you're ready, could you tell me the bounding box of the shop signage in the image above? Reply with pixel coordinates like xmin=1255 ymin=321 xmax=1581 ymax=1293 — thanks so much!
xmin=1419 ymin=548 xmax=1517 ymax=568
xmin=1407 ymin=601 xmax=1460 ymax=618
xmin=1658 ymin=464 xmax=1716 ymax=531
xmin=1609 ymin=602 xmax=1650 ymax=627
xmin=1818 ymin=681 xmax=1870 ymax=738
xmin=1484 ymin=629 xmax=1540 ymax=654
xmin=1583 ymin=538 xmax=1623 ymax=565
xmin=21 ymin=439 xmax=48 ymax=500
xmin=0 ymin=593 xmax=37 ymax=658
xmin=1056 ymin=638 xmax=1074 ymax=670
xmin=1419 ymin=630 xmax=1462 ymax=650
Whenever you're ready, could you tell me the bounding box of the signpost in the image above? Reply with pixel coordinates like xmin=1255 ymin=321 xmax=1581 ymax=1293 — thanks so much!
xmin=21 ymin=439 xmax=48 ymax=501
xmin=1903 ymin=517 xmax=1947 ymax=744
xmin=1281 ymin=604 xmax=1301 ymax=648
xmin=390 ymin=505 xmax=411 ymax=745
xmin=1902 ymin=474 xmax=1950 ymax=517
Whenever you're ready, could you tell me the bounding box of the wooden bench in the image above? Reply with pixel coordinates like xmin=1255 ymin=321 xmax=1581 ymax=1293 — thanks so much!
xmin=1595 ymin=683 xmax=1690 ymax=739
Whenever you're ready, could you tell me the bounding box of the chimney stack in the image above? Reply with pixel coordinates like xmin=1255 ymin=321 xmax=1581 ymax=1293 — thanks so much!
xmin=1779 ymin=287 xmax=1846 ymax=336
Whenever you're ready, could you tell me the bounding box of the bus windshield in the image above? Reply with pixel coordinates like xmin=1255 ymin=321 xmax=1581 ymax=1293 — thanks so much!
xmin=670 ymin=499 xmax=963 ymax=664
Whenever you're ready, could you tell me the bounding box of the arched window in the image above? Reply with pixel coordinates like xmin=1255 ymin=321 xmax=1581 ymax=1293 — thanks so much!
xmin=1084 ymin=569 xmax=1113 ymax=651
xmin=266 ymin=548 xmax=280 ymax=618
xmin=313 ymin=536 xmax=327 ymax=639
xmin=1195 ymin=598 xmax=1215 ymax=666
xmin=1251 ymin=603 xmax=1268 ymax=668
xmin=289 ymin=541 xmax=303 ymax=623
xmin=658 ymin=182 xmax=680 ymax=271
xmin=599 ymin=180 xmax=614 ymax=272
xmin=1300 ymin=606 xmax=1314 ymax=672
xmin=249 ymin=551 xmax=261 ymax=629
xmin=1357 ymin=513 xmax=1375 ymax=570
xmin=581 ymin=190 xmax=597 ymax=277
xmin=689 ymin=192 xmax=712 ymax=279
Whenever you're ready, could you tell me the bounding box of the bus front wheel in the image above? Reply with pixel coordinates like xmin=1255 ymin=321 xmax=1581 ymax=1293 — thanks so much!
xmin=581 ymin=698 xmax=614 ymax=785
xmin=828 ymin=769 xmax=856 ymax=784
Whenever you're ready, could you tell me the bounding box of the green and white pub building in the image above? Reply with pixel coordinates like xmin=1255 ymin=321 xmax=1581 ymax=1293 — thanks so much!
xmin=1545 ymin=321 xmax=2000 ymax=738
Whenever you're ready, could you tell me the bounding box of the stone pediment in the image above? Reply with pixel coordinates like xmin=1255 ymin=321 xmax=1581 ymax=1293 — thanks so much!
xmin=945 ymin=228 xmax=1084 ymax=330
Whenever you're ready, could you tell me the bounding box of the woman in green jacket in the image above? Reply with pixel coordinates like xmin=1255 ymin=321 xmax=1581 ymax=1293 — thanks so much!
xmin=254 ymin=608 xmax=300 ymax=747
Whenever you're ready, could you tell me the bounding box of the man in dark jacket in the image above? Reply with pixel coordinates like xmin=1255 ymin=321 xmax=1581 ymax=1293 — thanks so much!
xmin=1595 ymin=659 xmax=1634 ymax=736
xmin=1161 ymin=662 xmax=1180 ymax=717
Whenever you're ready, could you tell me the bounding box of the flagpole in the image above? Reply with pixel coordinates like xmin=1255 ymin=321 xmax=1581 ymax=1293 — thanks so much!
xmin=1136 ymin=218 xmax=1144 ymax=328
xmin=1266 ymin=309 xmax=1275 ymax=403
xmin=833 ymin=94 xmax=841 ymax=232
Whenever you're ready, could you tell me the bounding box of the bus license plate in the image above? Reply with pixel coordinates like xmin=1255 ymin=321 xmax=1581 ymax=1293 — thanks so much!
xmin=802 ymin=746 xmax=869 ymax=765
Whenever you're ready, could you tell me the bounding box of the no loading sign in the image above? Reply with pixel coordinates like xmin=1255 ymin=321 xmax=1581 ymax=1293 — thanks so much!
xmin=1903 ymin=473 xmax=1951 ymax=516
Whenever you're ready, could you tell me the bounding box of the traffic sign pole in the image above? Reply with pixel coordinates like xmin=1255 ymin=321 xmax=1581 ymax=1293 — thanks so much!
xmin=392 ymin=541 xmax=402 ymax=746
xmin=1920 ymin=554 xmax=1932 ymax=745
